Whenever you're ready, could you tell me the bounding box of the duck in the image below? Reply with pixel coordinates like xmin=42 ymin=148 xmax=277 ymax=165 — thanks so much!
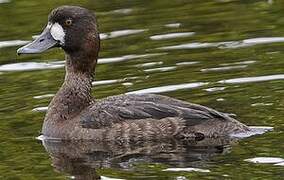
xmin=17 ymin=5 xmax=250 ymax=141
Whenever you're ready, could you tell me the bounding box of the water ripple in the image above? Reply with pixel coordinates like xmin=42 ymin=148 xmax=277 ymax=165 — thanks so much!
xmin=235 ymin=37 xmax=284 ymax=48
xmin=219 ymin=74 xmax=284 ymax=84
xmin=92 ymin=79 xmax=121 ymax=86
xmin=220 ymin=60 xmax=256 ymax=66
xmin=204 ymin=87 xmax=226 ymax=92
xmin=144 ymin=66 xmax=176 ymax=73
xmin=251 ymin=103 xmax=273 ymax=107
xmin=150 ymin=32 xmax=195 ymax=40
xmin=0 ymin=53 xmax=166 ymax=73
xmin=110 ymin=8 xmax=133 ymax=15
xmin=32 ymin=106 xmax=48 ymax=112
xmin=135 ymin=61 xmax=163 ymax=68
xmin=92 ymin=77 xmax=139 ymax=86
xmin=33 ymin=94 xmax=54 ymax=99
xmin=0 ymin=0 xmax=10 ymax=3
xmin=100 ymin=29 xmax=146 ymax=40
xmin=164 ymin=23 xmax=181 ymax=28
xmin=158 ymin=42 xmax=214 ymax=50
xmin=176 ymin=61 xmax=199 ymax=66
xmin=101 ymin=176 xmax=125 ymax=180
xmin=126 ymin=82 xmax=208 ymax=94
xmin=157 ymin=37 xmax=284 ymax=50
xmin=122 ymin=82 xmax=133 ymax=86
xmin=0 ymin=62 xmax=64 ymax=72
xmin=162 ymin=167 xmax=210 ymax=173
xmin=201 ymin=65 xmax=248 ymax=72
xmin=245 ymin=157 xmax=284 ymax=164
xmin=0 ymin=40 xmax=29 ymax=49
xmin=98 ymin=53 xmax=166 ymax=64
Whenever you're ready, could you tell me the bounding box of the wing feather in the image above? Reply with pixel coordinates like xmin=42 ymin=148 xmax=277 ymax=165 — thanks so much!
xmin=80 ymin=94 xmax=232 ymax=129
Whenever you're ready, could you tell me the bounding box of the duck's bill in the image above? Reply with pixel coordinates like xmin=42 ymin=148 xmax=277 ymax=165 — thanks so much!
xmin=17 ymin=27 xmax=58 ymax=55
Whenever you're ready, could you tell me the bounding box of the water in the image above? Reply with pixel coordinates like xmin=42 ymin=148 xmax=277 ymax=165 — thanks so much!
xmin=0 ymin=0 xmax=284 ymax=179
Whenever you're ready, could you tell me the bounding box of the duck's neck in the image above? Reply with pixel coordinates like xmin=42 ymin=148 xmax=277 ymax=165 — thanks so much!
xmin=44 ymin=54 xmax=96 ymax=123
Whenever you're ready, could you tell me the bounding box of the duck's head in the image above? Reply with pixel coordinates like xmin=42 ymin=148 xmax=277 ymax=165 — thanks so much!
xmin=17 ymin=6 xmax=100 ymax=69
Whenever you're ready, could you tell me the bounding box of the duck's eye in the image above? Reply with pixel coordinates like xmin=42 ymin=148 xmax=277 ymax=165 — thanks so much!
xmin=65 ymin=19 xmax=72 ymax=26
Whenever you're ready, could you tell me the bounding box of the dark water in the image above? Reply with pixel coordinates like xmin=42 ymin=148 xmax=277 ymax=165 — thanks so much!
xmin=1 ymin=0 xmax=284 ymax=179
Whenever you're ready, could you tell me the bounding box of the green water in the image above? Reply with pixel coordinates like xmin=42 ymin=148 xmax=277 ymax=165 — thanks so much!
xmin=1 ymin=0 xmax=284 ymax=179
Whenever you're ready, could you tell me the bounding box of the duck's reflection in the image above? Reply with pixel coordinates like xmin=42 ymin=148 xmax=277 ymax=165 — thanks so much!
xmin=41 ymin=137 xmax=237 ymax=179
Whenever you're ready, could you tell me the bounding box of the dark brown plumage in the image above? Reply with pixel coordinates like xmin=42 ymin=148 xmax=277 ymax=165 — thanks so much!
xmin=17 ymin=6 xmax=250 ymax=140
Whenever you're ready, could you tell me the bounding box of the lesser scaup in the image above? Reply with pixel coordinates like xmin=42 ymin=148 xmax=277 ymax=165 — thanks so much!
xmin=17 ymin=6 xmax=250 ymax=140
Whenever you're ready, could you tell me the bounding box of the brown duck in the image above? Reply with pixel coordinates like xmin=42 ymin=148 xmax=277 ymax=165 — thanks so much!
xmin=17 ymin=6 xmax=250 ymax=141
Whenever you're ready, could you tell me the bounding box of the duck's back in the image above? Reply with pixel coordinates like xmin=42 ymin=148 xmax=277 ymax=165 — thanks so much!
xmin=78 ymin=94 xmax=249 ymax=141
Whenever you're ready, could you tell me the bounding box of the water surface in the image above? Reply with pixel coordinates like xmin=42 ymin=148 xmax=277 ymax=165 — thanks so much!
xmin=1 ymin=0 xmax=284 ymax=179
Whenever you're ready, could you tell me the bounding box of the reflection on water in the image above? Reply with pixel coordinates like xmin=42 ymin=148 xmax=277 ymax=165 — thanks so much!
xmin=97 ymin=53 xmax=166 ymax=64
xmin=176 ymin=61 xmax=199 ymax=66
xmin=92 ymin=79 xmax=122 ymax=86
xmin=0 ymin=61 xmax=64 ymax=72
xmin=1 ymin=0 xmax=284 ymax=179
xmin=158 ymin=37 xmax=284 ymax=50
xmin=143 ymin=66 xmax=176 ymax=72
xmin=150 ymin=32 xmax=195 ymax=40
xmin=135 ymin=61 xmax=163 ymax=67
xmin=127 ymin=82 xmax=208 ymax=94
xmin=32 ymin=106 xmax=48 ymax=112
xmin=0 ymin=40 xmax=29 ymax=49
xmin=33 ymin=94 xmax=54 ymax=99
xmin=220 ymin=60 xmax=256 ymax=66
xmin=41 ymin=137 xmax=235 ymax=179
xmin=108 ymin=8 xmax=133 ymax=15
xmin=164 ymin=23 xmax=181 ymax=28
xmin=0 ymin=53 xmax=165 ymax=72
xmin=201 ymin=65 xmax=248 ymax=72
xmin=219 ymin=74 xmax=284 ymax=84
xmin=204 ymin=87 xmax=226 ymax=92
xmin=245 ymin=157 xmax=284 ymax=164
xmin=100 ymin=29 xmax=146 ymax=40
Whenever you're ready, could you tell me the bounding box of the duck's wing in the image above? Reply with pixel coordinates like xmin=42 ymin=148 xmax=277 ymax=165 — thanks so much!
xmin=80 ymin=94 xmax=233 ymax=129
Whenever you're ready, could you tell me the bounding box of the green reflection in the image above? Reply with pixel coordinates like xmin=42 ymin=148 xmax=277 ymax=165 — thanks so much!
xmin=0 ymin=0 xmax=284 ymax=179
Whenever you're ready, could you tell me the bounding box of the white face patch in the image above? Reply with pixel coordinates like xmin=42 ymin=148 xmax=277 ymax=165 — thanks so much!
xmin=50 ymin=23 xmax=65 ymax=45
